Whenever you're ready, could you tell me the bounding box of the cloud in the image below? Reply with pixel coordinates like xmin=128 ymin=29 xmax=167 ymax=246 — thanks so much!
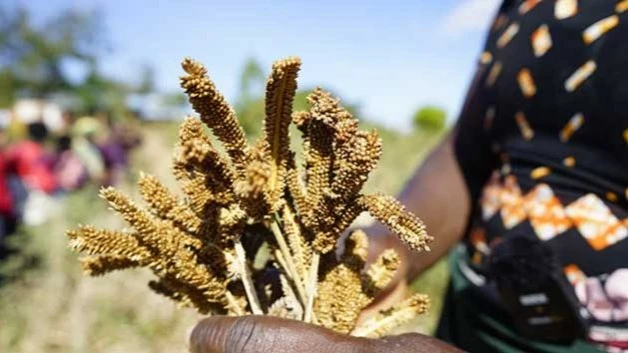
xmin=440 ymin=0 xmax=502 ymax=37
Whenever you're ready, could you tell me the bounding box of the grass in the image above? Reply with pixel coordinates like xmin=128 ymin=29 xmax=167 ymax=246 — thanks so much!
xmin=0 ymin=120 xmax=448 ymax=352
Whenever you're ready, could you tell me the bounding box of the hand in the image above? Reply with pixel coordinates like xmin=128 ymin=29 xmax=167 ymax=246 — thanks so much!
xmin=190 ymin=315 xmax=463 ymax=353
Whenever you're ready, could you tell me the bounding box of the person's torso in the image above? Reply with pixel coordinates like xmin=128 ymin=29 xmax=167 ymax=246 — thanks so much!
xmin=462 ymin=0 xmax=628 ymax=350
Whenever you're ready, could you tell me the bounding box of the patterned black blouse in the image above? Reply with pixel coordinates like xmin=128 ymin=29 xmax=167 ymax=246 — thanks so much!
xmin=454 ymin=0 xmax=628 ymax=350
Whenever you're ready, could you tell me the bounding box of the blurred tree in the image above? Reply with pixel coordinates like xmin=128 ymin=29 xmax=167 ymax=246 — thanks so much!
xmin=0 ymin=70 xmax=17 ymax=108
xmin=73 ymin=65 xmax=131 ymax=115
xmin=160 ymin=92 xmax=188 ymax=107
xmin=0 ymin=5 xmax=155 ymax=120
xmin=238 ymin=58 xmax=264 ymax=105
xmin=412 ymin=105 xmax=447 ymax=131
xmin=136 ymin=64 xmax=156 ymax=95
xmin=0 ymin=5 xmax=109 ymax=106
xmin=234 ymin=58 xmax=265 ymax=134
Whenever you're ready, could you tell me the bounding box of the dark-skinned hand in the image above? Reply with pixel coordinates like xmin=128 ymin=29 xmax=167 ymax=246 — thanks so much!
xmin=190 ymin=315 xmax=464 ymax=353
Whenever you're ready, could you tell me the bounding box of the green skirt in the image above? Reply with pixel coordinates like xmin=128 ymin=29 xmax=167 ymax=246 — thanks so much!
xmin=435 ymin=247 xmax=604 ymax=353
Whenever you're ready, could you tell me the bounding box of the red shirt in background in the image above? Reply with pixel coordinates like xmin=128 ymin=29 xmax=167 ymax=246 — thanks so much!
xmin=0 ymin=152 xmax=14 ymax=216
xmin=6 ymin=141 xmax=57 ymax=194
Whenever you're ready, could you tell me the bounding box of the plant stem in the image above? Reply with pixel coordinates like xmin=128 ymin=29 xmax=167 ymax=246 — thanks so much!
xmin=225 ymin=291 xmax=245 ymax=316
xmin=274 ymin=249 xmax=290 ymax=276
xmin=269 ymin=218 xmax=307 ymax=305
xmin=274 ymin=249 xmax=308 ymax=321
xmin=303 ymin=251 xmax=320 ymax=323
xmin=234 ymin=240 xmax=263 ymax=315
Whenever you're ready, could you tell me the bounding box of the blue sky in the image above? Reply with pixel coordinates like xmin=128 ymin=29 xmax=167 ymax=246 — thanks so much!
xmin=14 ymin=0 xmax=501 ymax=129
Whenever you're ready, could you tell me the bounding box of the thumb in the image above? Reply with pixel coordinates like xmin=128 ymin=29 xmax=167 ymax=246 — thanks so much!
xmin=189 ymin=315 xmax=371 ymax=353
xmin=190 ymin=315 xmax=464 ymax=353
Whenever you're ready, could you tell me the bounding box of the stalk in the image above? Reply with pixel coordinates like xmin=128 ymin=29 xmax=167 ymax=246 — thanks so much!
xmin=269 ymin=218 xmax=308 ymax=305
xmin=234 ymin=240 xmax=263 ymax=315
xmin=303 ymin=251 xmax=320 ymax=323
xmin=225 ymin=291 xmax=245 ymax=316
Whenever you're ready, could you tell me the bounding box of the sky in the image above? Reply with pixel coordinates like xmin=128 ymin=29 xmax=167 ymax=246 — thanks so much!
xmin=12 ymin=0 xmax=501 ymax=129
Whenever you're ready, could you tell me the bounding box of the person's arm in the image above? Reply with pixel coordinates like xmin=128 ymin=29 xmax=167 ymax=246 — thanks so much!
xmin=369 ymin=132 xmax=472 ymax=281
xmin=190 ymin=315 xmax=464 ymax=353
xmin=367 ymin=46 xmax=495 ymax=283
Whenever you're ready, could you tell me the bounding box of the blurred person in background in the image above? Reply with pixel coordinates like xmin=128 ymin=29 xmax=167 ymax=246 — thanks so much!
xmin=71 ymin=115 xmax=106 ymax=186
xmin=95 ymin=110 xmax=136 ymax=186
xmin=191 ymin=1 xmax=628 ymax=352
xmin=50 ymin=110 xmax=87 ymax=191
xmin=58 ymin=110 xmax=76 ymax=137
xmin=0 ymin=128 xmax=16 ymax=253
xmin=5 ymin=121 xmax=58 ymax=226
xmin=116 ymin=110 xmax=143 ymax=166
xmin=6 ymin=121 xmax=57 ymax=195
xmin=51 ymin=135 xmax=87 ymax=192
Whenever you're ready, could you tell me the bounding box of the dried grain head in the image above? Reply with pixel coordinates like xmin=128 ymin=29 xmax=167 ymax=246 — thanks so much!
xmin=360 ymin=193 xmax=432 ymax=252
xmin=234 ymin=140 xmax=274 ymax=220
xmin=351 ymin=293 xmax=430 ymax=338
xmin=180 ymin=58 xmax=249 ymax=171
xmin=68 ymin=56 xmax=432 ymax=330
xmin=314 ymin=264 xmax=370 ymax=334
xmin=261 ymin=57 xmax=301 ymax=212
xmin=332 ymin=130 xmax=382 ymax=201
xmin=68 ymin=225 xmax=150 ymax=261
xmin=80 ymin=255 xmax=143 ymax=276
xmin=363 ymin=249 xmax=400 ymax=297
xmin=175 ymin=118 xmax=236 ymax=205
xmin=137 ymin=173 xmax=203 ymax=236
xmin=341 ymin=229 xmax=369 ymax=270
xmin=307 ymin=88 xmax=353 ymax=128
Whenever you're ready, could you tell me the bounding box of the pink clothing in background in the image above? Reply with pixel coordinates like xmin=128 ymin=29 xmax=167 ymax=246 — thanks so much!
xmin=53 ymin=151 xmax=87 ymax=191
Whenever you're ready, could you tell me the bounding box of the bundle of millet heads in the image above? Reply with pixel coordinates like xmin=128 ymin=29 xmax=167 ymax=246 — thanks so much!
xmin=67 ymin=57 xmax=433 ymax=337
